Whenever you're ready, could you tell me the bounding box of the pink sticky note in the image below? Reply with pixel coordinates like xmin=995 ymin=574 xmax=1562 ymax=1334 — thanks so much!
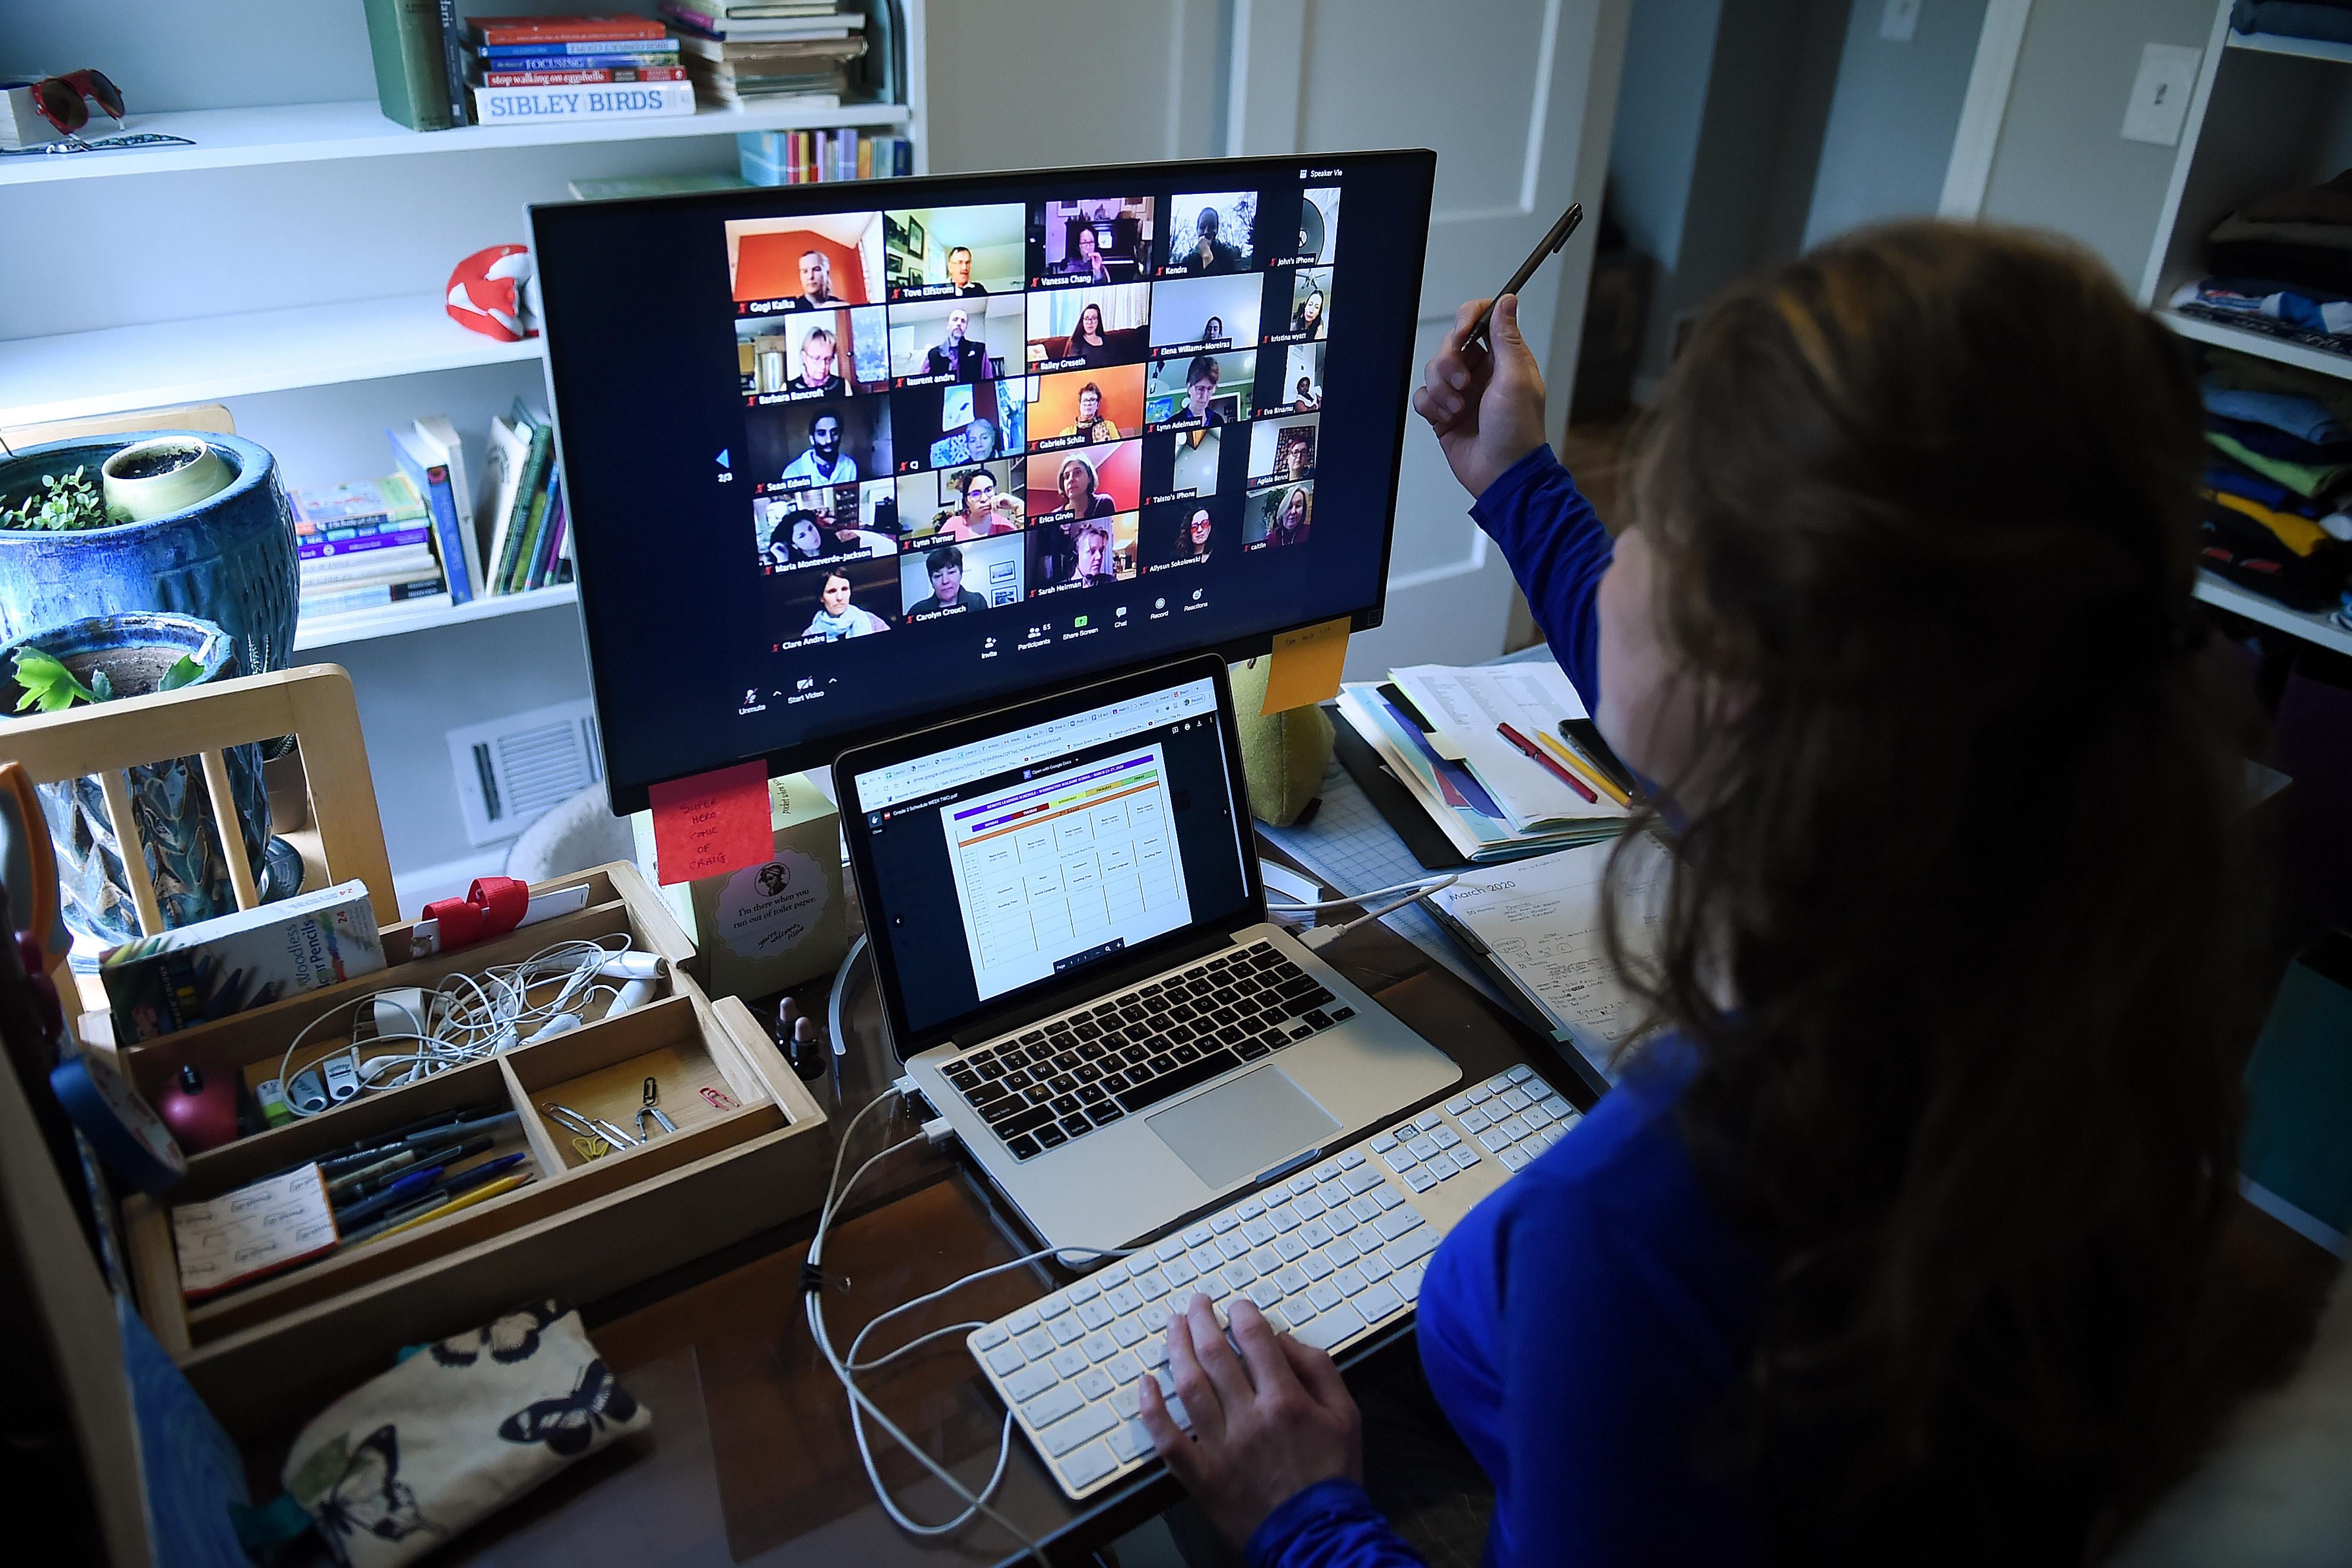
xmin=648 ymin=761 xmax=772 ymax=886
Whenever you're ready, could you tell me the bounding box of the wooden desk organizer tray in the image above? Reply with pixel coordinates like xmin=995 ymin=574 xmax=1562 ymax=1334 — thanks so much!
xmin=107 ymin=863 xmax=834 ymax=1436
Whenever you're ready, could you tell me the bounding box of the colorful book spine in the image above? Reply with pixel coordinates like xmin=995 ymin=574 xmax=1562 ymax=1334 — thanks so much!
xmin=474 ymin=46 xmax=682 ymax=65
xmin=388 ymin=428 xmax=476 ymax=604
xmin=362 ymin=0 xmax=456 ymax=131
xmin=471 ymin=15 xmax=670 ymax=44
xmin=301 ymin=579 xmax=452 ymax=618
xmin=302 ymin=545 xmax=439 ymax=587
xmin=469 ymin=81 xmax=697 ymax=121
xmin=299 ymin=527 xmax=434 ymax=562
xmin=477 ymin=65 xmax=687 ymax=85
xmin=532 ymin=471 xmax=569 ymax=589
xmin=466 ymin=39 xmax=673 ymax=57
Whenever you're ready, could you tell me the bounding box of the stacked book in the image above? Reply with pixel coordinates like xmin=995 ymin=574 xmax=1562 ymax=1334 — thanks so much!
xmin=480 ymin=398 xmax=576 ymax=596
xmin=464 ymin=14 xmax=696 ymax=124
xmin=739 ymin=126 xmax=912 ymax=184
xmin=661 ymin=1 xmax=868 ymax=107
xmin=291 ymin=474 xmax=452 ymax=625
xmin=1334 ymin=662 xmax=1636 ymax=864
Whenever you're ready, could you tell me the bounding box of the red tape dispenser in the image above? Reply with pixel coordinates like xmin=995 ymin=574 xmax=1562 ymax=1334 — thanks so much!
xmin=416 ymin=876 xmax=530 ymax=955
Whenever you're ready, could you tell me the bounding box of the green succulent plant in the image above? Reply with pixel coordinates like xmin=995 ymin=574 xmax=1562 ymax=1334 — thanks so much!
xmin=11 ymin=647 xmax=204 ymax=713
xmin=1 ymin=466 xmax=115 ymax=532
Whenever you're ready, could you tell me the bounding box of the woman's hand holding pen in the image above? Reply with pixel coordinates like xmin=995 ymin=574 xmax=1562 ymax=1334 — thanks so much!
xmin=1414 ymin=292 xmax=1547 ymax=499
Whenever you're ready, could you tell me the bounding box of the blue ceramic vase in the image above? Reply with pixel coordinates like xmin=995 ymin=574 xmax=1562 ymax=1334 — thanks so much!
xmin=0 ymin=432 xmax=298 ymax=689
xmin=0 ymin=614 xmax=270 ymax=955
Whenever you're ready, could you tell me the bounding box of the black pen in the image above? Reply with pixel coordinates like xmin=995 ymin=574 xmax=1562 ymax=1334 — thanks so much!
xmin=1460 ymin=200 xmax=1584 ymax=356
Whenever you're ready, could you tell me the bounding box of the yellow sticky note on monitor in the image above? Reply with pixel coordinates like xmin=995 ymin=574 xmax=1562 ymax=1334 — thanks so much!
xmin=1261 ymin=616 xmax=1351 ymax=714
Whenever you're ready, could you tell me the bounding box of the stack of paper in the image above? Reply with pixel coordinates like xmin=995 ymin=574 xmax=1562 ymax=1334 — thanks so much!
xmin=1334 ymin=661 xmax=1630 ymax=862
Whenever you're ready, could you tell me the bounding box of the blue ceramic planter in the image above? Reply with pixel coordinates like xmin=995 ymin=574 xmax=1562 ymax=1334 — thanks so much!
xmin=0 ymin=614 xmax=271 ymax=955
xmin=0 ymin=432 xmax=298 ymax=689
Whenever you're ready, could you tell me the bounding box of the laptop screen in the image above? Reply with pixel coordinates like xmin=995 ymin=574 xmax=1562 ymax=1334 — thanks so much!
xmin=843 ymin=663 xmax=1255 ymax=1046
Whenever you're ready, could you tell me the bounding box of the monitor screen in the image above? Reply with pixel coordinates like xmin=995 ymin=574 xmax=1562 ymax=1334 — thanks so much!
xmin=531 ymin=151 xmax=1434 ymax=811
xmin=837 ymin=656 xmax=1258 ymax=1053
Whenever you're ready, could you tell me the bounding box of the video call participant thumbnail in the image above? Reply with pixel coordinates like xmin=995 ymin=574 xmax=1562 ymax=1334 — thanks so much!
xmin=885 ymin=203 xmax=1025 ymax=299
xmin=1143 ymin=426 xmax=1224 ymax=503
xmin=754 ymin=487 xmax=898 ymax=572
xmin=737 ymin=307 xmax=887 ymax=401
xmin=889 ymin=294 xmax=1023 ymax=386
xmin=1244 ymin=480 xmax=1313 ymax=550
xmin=1027 ymin=513 xmax=1135 ymax=592
xmin=1030 ymin=196 xmax=1156 ymax=285
xmin=901 ymin=460 xmax=1027 ymax=540
xmin=1148 ymin=352 xmax=1257 ymax=431
xmin=1030 ymin=364 xmax=1145 ymax=450
xmin=896 ymin=378 xmax=1025 ymax=471
xmin=1140 ymin=495 xmax=1231 ymax=570
xmin=728 ymin=212 xmax=882 ymax=314
xmin=1281 ymin=185 xmax=1341 ymax=267
xmin=1248 ymin=414 xmax=1319 ymax=486
xmin=1283 ymin=340 xmax=1325 ymax=410
xmin=786 ymin=556 xmax=897 ymax=642
xmin=901 ymin=530 xmax=1025 ymax=619
xmin=750 ymin=396 xmax=894 ymax=492
xmin=1161 ymin=191 xmax=1258 ymax=276
xmin=1026 ymin=439 xmax=1139 ymax=523
xmin=1268 ymin=266 xmax=1332 ymax=343
xmin=1025 ymin=283 xmax=1151 ymax=371
xmin=1147 ymin=272 xmax=1264 ymax=355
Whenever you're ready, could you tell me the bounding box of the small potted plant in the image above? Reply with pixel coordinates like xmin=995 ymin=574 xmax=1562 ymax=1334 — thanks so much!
xmin=0 ymin=613 xmax=278 ymax=960
xmin=0 ymin=431 xmax=298 ymax=691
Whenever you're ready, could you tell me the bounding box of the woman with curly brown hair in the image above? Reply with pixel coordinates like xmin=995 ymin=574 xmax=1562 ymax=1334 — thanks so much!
xmin=1139 ymin=223 xmax=2270 ymax=1568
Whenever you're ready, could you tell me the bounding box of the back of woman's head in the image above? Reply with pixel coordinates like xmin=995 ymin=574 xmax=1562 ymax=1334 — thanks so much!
xmin=1620 ymin=221 xmax=2264 ymax=1564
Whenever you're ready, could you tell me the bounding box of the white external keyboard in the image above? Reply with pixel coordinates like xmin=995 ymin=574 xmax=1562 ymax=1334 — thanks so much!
xmin=966 ymin=1063 xmax=1581 ymax=1500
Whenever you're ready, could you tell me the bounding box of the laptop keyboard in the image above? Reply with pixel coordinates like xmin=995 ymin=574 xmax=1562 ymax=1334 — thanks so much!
xmin=937 ymin=939 xmax=1352 ymax=1161
xmin=965 ymin=1065 xmax=1579 ymax=1499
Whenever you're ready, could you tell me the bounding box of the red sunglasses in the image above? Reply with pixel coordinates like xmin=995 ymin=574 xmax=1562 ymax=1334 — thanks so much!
xmin=21 ymin=71 xmax=125 ymax=138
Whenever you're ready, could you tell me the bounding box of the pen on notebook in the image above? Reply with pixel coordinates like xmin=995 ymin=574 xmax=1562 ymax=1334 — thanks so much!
xmin=1497 ymin=721 xmax=1597 ymax=804
xmin=1556 ymin=719 xmax=1639 ymax=798
xmin=1536 ymin=729 xmax=1631 ymax=808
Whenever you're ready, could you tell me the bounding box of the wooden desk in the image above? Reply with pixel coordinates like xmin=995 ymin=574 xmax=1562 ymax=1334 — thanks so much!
xmin=418 ymin=904 xmax=1576 ymax=1568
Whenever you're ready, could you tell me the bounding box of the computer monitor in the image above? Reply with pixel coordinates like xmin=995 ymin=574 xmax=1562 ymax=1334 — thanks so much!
xmin=530 ymin=151 xmax=1435 ymax=811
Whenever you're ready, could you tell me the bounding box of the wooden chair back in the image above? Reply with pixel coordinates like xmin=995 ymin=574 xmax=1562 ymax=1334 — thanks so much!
xmin=0 ymin=663 xmax=397 ymax=942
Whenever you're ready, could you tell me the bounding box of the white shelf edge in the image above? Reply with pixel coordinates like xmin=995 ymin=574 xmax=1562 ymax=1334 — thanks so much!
xmin=0 ymin=98 xmax=913 ymax=187
xmin=2195 ymin=573 xmax=2352 ymax=658
xmin=2224 ymin=29 xmax=2352 ymax=65
xmin=0 ymin=295 xmax=544 ymax=428
xmin=293 ymin=582 xmax=579 ymax=652
xmin=2156 ymin=307 xmax=2352 ymax=383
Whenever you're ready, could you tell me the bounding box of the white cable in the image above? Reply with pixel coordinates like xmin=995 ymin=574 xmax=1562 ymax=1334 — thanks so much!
xmin=803 ymin=1092 xmax=1134 ymax=1557
xmin=1267 ymin=872 xmax=1459 ymax=913
xmin=274 ymin=934 xmax=640 ymax=1117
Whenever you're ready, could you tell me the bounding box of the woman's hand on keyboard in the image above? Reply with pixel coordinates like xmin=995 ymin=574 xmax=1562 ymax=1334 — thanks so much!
xmin=1140 ymin=1293 xmax=1364 ymax=1545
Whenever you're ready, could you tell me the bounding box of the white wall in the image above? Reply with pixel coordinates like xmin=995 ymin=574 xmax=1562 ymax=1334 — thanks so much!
xmin=1802 ymin=0 xmax=1989 ymax=247
xmin=1975 ymin=0 xmax=2219 ymax=287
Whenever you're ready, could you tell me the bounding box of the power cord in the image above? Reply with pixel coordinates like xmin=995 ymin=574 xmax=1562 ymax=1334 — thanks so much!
xmin=1268 ymin=872 xmax=1460 ymax=949
xmin=804 ymin=1090 xmax=1132 ymax=1558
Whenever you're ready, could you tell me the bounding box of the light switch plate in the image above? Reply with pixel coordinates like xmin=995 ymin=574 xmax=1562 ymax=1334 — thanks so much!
xmin=2121 ymin=42 xmax=2202 ymax=146
xmin=1879 ymin=0 xmax=1920 ymax=42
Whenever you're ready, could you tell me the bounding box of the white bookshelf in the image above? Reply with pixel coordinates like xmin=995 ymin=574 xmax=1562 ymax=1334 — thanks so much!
xmin=2143 ymin=2 xmax=2352 ymax=654
xmin=293 ymin=582 xmax=579 ymax=653
xmin=0 ymin=295 xmax=540 ymax=429
xmin=2224 ymin=29 xmax=2352 ymax=66
xmin=0 ymin=98 xmax=912 ymax=189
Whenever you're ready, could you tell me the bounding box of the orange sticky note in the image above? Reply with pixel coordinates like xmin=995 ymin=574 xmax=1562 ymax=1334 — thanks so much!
xmin=648 ymin=760 xmax=773 ymax=886
xmin=1261 ymin=616 xmax=1352 ymax=714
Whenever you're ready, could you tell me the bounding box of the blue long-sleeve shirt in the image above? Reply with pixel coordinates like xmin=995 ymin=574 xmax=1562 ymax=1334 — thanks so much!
xmin=1244 ymin=449 xmax=1764 ymax=1567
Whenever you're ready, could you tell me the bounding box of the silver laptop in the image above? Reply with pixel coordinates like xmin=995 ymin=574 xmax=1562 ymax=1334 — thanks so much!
xmin=834 ymin=654 xmax=1460 ymax=1255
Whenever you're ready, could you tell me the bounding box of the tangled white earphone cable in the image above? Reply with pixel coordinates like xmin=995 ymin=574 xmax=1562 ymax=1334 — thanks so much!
xmin=273 ymin=935 xmax=656 ymax=1116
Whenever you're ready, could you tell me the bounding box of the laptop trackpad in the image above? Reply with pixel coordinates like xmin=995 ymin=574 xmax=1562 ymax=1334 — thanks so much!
xmin=1147 ymin=1067 xmax=1340 ymax=1190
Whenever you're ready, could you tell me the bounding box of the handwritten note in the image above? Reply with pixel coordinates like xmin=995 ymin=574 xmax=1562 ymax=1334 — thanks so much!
xmin=1262 ymin=616 xmax=1352 ymax=714
xmin=649 ymin=760 xmax=773 ymax=886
